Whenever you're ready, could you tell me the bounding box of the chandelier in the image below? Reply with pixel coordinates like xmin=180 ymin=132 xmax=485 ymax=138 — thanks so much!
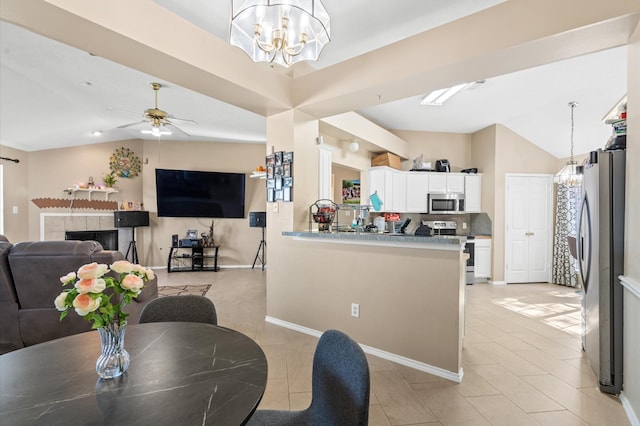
xmin=230 ymin=1 xmax=331 ymax=67
xmin=554 ymin=102 xmax=583 ymax=187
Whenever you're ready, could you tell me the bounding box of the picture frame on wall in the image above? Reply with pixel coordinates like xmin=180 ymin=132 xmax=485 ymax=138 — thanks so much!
xmin=274 ymin=189 xmax=284 ymax=200
xmin=283 ymin=187 xmax=292 ymax=202
xmin=283 ymin=151 xmax=293 ymax=163
xmin=283 ymin=163 xmax=291 ymax=177
xmin=275 ymin=151 xmax=283 ymax=166
xmin=267 ymin=179 xmax=276 ymax=189
xmin=283 ymin=177 xmax=293 ymax=188
xmin=267 ymin=165 xmax=274 ymax=179
xmin=267 ymin=189 xmax=275 ymax=202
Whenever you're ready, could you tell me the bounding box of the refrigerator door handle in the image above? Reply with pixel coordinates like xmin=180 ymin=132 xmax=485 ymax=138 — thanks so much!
xmin=577 ymin=194 xmax=592 ymax=291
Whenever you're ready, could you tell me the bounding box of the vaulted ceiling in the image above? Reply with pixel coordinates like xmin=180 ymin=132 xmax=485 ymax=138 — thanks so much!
xmin=1 ymin=0 xmax=637 ymax=158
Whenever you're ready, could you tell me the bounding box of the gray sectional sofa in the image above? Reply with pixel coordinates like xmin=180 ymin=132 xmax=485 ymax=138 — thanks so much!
xmin=0 ymin=236 xmax=158 ymax=354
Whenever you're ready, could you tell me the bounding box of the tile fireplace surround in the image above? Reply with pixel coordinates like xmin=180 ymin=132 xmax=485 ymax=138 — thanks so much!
xmin=40 ymin=213 xmax=132 ymax=255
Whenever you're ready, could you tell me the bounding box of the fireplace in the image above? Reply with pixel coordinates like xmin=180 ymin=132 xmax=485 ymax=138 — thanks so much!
xmin=65 ymin=230 xmax=118 ymax=251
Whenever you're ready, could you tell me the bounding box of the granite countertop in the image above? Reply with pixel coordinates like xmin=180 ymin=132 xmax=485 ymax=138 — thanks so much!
xmin=283 ymin=231 xmax=467 ymax=247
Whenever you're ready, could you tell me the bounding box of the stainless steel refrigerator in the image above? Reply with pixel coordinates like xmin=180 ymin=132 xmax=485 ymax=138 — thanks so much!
xmin=577 ymin=148 xmax=625 ymax=395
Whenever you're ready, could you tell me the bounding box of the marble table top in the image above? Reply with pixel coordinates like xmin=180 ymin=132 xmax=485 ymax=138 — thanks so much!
xmin=0 ymin=322 xmax=267 ymax=425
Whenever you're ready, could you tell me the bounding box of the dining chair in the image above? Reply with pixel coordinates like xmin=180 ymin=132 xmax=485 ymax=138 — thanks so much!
xmin=247 ymin=329 xmax=370 ymax=426
xmin=138 ymin=295 xmax=217 ymax=325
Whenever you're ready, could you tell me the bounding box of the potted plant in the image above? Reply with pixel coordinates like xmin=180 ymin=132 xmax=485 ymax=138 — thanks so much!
xmin=103 ymin=171 xmax=118 ymax=188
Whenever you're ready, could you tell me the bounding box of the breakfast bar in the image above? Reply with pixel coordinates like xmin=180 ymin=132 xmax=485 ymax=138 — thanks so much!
xmin=267 ymin=231 xmax=467 ymax=382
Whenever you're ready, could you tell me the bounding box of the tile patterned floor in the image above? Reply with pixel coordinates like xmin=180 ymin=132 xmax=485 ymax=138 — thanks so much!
xmin=155 ymin=269 xmax=630 ymax=425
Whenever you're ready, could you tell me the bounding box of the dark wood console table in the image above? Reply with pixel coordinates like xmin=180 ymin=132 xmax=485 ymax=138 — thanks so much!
xmin=168 ymin=245 xmax=219 ymax=272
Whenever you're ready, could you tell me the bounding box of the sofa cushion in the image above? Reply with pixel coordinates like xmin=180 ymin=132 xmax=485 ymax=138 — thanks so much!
xmin=8 ymin=240 xmax=123 ymax=309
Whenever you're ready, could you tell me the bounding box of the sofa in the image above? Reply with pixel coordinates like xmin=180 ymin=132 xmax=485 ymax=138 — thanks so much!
xmin=0 ymin=236 xmax=158 ymax=354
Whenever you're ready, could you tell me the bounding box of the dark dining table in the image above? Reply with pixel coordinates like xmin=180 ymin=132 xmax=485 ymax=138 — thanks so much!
xmin=0 ymin=322 xmax=268 ymax=425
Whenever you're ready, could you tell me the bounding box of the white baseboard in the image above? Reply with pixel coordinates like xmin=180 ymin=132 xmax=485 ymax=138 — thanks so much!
xmin=620 ymin=391 xmax=640 ymax=426
xmin=489 ymin=280 xmax=506 ymax=285
xmin=265 ymin=316 xmax=464 ymax=383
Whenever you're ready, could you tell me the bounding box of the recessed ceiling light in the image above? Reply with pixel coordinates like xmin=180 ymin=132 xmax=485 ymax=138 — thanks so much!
xmin=91 ymin=130 xmax=102 ymax=136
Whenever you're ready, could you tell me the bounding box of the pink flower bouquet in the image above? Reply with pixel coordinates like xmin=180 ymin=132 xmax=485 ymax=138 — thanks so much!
xmin=55 ymin=260 xmax=154 ymax=328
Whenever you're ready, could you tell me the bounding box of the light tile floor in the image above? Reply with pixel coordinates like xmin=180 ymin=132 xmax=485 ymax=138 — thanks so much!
xmin=155 ymin=268 xmax=630 ymax=425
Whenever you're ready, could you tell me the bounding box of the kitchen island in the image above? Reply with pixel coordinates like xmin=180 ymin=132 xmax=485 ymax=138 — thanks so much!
xmin=267 ymin=231 xmax=467 ymax=382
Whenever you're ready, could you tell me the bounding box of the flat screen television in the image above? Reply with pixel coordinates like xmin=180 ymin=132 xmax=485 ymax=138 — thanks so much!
xmin=155 ymin=168 xmax=246 ymax=218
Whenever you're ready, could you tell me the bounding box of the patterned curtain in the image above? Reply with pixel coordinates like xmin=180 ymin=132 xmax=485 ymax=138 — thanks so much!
xmin=552 ymin=184 xmax=581 ymax=287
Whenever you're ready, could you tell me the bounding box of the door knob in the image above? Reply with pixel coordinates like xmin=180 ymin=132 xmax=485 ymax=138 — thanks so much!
xmin=525 ymin=232 xmax=534 ymax=236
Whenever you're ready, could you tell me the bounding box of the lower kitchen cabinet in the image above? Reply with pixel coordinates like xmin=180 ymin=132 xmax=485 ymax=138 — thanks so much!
xmin=474 ymin=238 xmax=491 ymax=279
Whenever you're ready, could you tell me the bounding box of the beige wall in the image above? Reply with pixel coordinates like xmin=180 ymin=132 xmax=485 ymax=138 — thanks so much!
xmin=0 ymin=145 xmax=29 ymax=242
xmin=470 ymin=124 xmax=559 ymax=283
xmin=391 ymin=130 xmax=472 ymax=172
xmin=4 ymin=139 xmax=266 ymax=267
xmin=269 ymin=239 xmax=465 ymax=375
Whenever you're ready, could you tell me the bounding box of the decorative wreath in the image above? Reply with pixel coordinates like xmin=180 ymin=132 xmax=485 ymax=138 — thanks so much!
xmin=109 ymin=147 xmax=141 ymax=178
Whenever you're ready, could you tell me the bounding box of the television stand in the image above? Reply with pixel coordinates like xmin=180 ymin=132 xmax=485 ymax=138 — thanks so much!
xmin=168 ymin=245 xmax=219 ymax=273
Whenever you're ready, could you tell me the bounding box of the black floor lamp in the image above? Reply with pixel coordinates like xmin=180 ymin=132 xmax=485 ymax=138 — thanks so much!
xmin=114 ymin=211 xmax=150 ymax=264
xmin=250 ymin=212 xmax=266 ymax=271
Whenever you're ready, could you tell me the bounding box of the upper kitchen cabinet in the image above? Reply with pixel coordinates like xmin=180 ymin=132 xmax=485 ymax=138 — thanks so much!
xmin=406 ymin=173 xmax=429 ymax=213
xmin=369 ymin=167 xmax=405 ymax=212
xmin=464 ymin=174 xmax=482 ymax=213
xmin=428 ymin=173 xmax=465 ymax=193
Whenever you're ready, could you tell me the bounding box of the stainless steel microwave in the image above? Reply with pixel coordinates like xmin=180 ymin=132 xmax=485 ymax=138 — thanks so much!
xmin=428 ymin=193 xmax=465 ymax=214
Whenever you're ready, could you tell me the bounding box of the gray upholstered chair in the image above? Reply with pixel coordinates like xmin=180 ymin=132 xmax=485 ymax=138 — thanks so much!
xmin=247 ymin=329 xmax=370 ymax=426
xmin=138 ymin=295 xmax=217 ymax=325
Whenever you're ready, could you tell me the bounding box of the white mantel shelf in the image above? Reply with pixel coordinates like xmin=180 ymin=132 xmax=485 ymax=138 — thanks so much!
xmin=64 ymin=188 xmax=118 ymax=200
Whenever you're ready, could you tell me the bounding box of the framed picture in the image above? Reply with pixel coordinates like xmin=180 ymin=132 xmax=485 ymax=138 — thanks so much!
xmin=267 ymin=178 xmax=276 ymax=189
xmin=283 ymin=177 xmax=293 ymax=188
xmin=267 ymin=165 xmax=274 ymax=179
xmin=275 ymin=176 xmax=283 ymax=190
xmin=283 ymin=163 xmax=291 ymax=177
xmin=274 ymin=189 xmax=284 ymax=200
xmin=283 ymin=151 xmax=293 ymax=163
xmin=267 ymin=189 xmax=274 ymax=202
xmin=275 ymin=165 xmax=283 ymax=177
xmin=275 ymin=151 xmax=283 ymax=166
xmin=283 ymin=187 xmax=292 ymax=202
xmin=266 ymin=154 xmax=275 ymax=166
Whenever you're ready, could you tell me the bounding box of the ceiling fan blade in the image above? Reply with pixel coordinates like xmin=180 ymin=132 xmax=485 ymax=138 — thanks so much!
xmin=169 ymin=115 xmax=199 ymax=126
xmin=167 ymin=122 xmax=191 ymax=137
xmin=117 ymin=120 xmax=147 ymax=129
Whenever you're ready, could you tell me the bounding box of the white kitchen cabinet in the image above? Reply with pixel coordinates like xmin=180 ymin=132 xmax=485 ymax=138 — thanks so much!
xmin=369 ymin=167 xmax=400 ymax=212
xmin=464 ymin=174 xmax=482 ymax=212
xmin=428 ymin=173 xmax=447 ymax=193
xmin=446 ymin=174 xmax=465 ymax=193
xmin=392 ymin=171 xmax=406 ymax=212
xmin=405 ymin=173 xmax=429 ymax=212
xmin=428 ymin=173 xmax=465 ymax=194
xmin=474 ymin=238 xmax=491 ymax=279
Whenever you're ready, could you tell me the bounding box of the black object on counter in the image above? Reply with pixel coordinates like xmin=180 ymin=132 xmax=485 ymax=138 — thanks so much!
xmin=461 ymin=168 xmax=478 ymax=173
xmin=399 ymin=218 xmax=412 ymax=234
xmin=435 ymin=159 xmax=450 ymax=172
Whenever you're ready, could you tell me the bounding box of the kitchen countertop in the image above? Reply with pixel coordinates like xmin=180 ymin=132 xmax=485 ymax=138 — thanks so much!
xmin=283 ymin=231 xmax=467 ymax=250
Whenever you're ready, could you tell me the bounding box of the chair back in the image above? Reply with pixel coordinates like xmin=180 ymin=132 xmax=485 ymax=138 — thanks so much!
xmin=139 ymin=295 xmax=217 ymax=325
xmin=309 ymin=330 xmax=370 ymax=425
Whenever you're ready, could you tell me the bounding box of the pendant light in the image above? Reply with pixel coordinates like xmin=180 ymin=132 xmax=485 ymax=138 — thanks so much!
xmin=554 ymin=101 xmax=582 ymax=186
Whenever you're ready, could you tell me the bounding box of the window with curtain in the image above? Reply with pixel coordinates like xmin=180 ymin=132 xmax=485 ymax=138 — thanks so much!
xmin=552 ymin=183 xmax=582 ymax=287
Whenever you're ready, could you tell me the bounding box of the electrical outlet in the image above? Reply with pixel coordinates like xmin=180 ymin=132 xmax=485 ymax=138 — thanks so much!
xmin=272 ymin=202 xmax=279 ymax=213
xmin=351 ymin=303 xmax=360 ymax=318
xmin=462 ymin=222 xmax=467 ymax=229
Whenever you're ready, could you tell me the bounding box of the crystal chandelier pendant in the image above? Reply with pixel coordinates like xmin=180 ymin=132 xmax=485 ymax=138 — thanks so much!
xmin=230 ymin=1 xmax=331 ymax=68
xmin=554 ymin=102 xmax=583 ymax=187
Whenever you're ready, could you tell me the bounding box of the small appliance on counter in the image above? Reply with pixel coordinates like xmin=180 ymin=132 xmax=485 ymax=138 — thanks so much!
xmin=461 ymin=168 xmax=478 ymax=173
xmin=435 ymin=159 xmax=450 ymax=172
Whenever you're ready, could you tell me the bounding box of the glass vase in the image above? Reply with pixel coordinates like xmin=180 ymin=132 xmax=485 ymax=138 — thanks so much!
xmin=96 ymin=322 xmax=130 ymax=379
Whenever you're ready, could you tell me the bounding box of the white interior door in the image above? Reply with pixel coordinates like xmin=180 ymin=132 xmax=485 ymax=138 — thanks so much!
xmin=506 ymin=174 xmax=553 ymax=283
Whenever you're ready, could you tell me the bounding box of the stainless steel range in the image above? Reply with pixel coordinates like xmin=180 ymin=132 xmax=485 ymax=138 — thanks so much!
xmin=416 ymin=221 xmax=475 ymax=285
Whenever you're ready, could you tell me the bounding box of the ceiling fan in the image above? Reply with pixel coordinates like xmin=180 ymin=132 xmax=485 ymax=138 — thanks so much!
xmin=117 ymin=82 xmax=197 ymax=137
